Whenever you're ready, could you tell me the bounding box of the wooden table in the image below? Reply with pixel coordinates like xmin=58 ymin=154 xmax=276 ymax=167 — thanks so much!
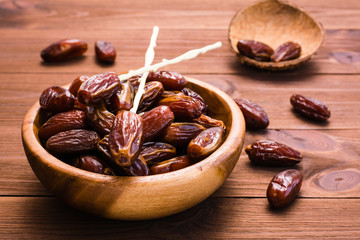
xmin=1 ymin=0 xmax=359 ymax=239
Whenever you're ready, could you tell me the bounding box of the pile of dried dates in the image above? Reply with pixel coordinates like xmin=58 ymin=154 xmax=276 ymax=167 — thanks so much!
xmin=38 ymin=71 xmax=226 ymax=176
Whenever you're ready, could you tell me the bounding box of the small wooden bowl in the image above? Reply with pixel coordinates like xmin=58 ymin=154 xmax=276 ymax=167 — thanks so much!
xmin=228 ymin=0 xmax=324 ymax=71
xmin=21 ymin=77 xmax=245 ymax=220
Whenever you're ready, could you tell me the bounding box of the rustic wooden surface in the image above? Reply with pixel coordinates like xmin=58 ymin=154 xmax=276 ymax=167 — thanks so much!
xmin=0 ymin=0 xmax=359 ymax=239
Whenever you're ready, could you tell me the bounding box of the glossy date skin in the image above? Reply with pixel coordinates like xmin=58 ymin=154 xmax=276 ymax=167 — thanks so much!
xmin=95 ymin=41 xmax=116 ymax=64
xmin=150 ymin=155 xmax=192 ymax=175
xmin=85 ymin=104 xmax=115 ymax=135
xmin=271 ymin=41 xmax=301 ymax=62
xmin=68 ymin=75 xmax=89 ymax=97
xmin=161 ymin=122 xmax=205 ymax=148
xmin=140 ymin=142 xmax=177 ymax=165
xmin=138 ymin=81 xmax=164 ymax=113
xmin=108 ymin=110 xmax=144 ymax=166
xmin=41 ymin=39 xmax=88 ymax=62
xmin=158 ymin=95 xmax=203 ymax=121
xmin=267 ymin=169 xmax=303 ymax=208
xmin=142 ymin=105 xmax=174 ymax=142
xmin=245 ymin=140 xmax=303 ymax=167
xmin=39 ymin=86 xmax=75 ymax=113
xmin=234 ymin=98 xmax=269 ymax=130
xmin=72 ymin=155 xmax=115 ymax=175
xmin=290 ymin=94 xmax=331 ymax=122
xmin=147 ymin=71 xmax=187 ymax=91
xmin=237 ymin=40 xmax=274 ymax=61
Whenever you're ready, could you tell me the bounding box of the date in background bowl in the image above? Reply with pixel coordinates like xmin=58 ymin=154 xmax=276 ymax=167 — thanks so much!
xmin=228 ymin=0 xmax=324 ymax=71
xmin=21 ymin=77 xmax=245 ymax=220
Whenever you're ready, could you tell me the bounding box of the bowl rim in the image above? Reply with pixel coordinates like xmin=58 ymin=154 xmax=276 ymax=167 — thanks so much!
xmin=228 ymin=0 xmax=325 ymax=71
xmin=22 ymin=76 xmax=245 ymax=184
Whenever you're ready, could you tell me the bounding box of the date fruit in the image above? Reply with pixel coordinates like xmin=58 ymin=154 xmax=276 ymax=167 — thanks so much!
xmin=142 ymin=105 xmax=174 ymax=142
xmin=138 ymin=81 xmax=164 ymax=113
xmin=267 ymin=169 xmax=303 ymax=208
xmin=39 ymin=86 xmax=75 ymax=113
xmin=69 ymin=75 xmax=89 ymax=97
xmin=38 ymin=110 xmax=86 ymax=141
xmin=158 ymin=95 xmax=203 ymax=120
xmin=85 ymin=104 xmax=115 ymax=135
xmin=187 ymin=127 xmax=224 ymax=161
xmin=150 ymin=155 xmax=192 ymax=175
xmin=140 ymin=142 xmax=177 ymax=164
xmin=245 ymin=140 xmax=302 ymax=166
xmin=234 ymin=98 xmax=269 ymax=130
xmin=193 ymin=114 xmax=225 ymax=129
xmin=41 ymin=39 xmax=88 ymax=62
xmin=46 ymin=129 xmax=100 ymax=155
xmin=107 ymin=80 xmax=135 ymax=112
xmin=77 ymin=72 xmax=120 ymax=105
xmin=95 ymin=41 xmax=116 ymax=64
xmin=147 ymin=71 xmax=187 ymax=91
xmin=122 ymin=156 xmax=150 ymax=176
xmin=72 ymin=155 xmax=115 ymax=175
xmin=108 ymin=111 xmax=144 ymax=166
xmin=271 ymin=41 xmax=301 ymax=62
xmin=290 ymin=94 xmax=331 ymax=122
xmin=237 ymin=40 xmax=274 ymax=61
xmin=161 ymin=122 xmax=205 ymax=148
xmin=181 ymin=87 xmax=207 ymax=113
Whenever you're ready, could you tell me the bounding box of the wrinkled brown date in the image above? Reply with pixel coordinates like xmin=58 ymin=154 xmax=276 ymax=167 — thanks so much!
xmin=41 ymin=39 xmax=88 ymax=62
xmin=271 ymin=41 xmax=301 ymax=62
xmin=158 ymin=95 xmax=203 ymax=120
xmin=95 ymin=41 xmax=116 ymax=64
xmin=39 ymin=110 xmax=86 ymax=141
xmin=290 ymin=94 xmax=331 ymax=122
xmin=237 ymin=40 xmax=274 ymax=61
xmin=46 ymin=129 xmax=100 ymax=155
xmin=245 ymin=140 xmax=303 ymax=167
xmin=72 ymin=155 xmax=115 ymax=175
xmin=147 ymin=71 xmax=187 ymax=91
xmin=140 ymin=142 xmax=177 ymax=165
xmin=181 ymin=87 xmax=207 ymax=113
xmin=108 ymin=110 xmax=144 ymax=166
xmin=85 ymin=104 xmax=115 ymax=135
xmin=138 ymin=81 xmax=164 ymax=112
xmin=234 ymin=98 xmax=269 ymax=130
xmin=142 ymin=105 xmax=174 ymax=142
xmin=187 ymin=127 xmax=224 ymax=161
xmin=161 ymin=122 xmax=205 ymax=147
xmin=122 ymin=155 xmax=150 ymax=176
xmin=69 ymin=75 xmax=89 ymax=97
xmin=267 ymin=169 xmax=303 ymax=208
xmin=150 ymin=155 xmax=192 ymax=175
xmin=77 ymin=72 xmax=120 ymax=105
xmin=107 ymin=80 xmax=135 ymax=112
xmin=193 ymin=114 xmax=225 ymax=129
xmin=39 ymin=86 xmax=75 ymax=113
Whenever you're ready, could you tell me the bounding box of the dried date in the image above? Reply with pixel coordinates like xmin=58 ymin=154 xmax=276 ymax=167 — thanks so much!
xmin=72 ymin=155 xmax=115 ymax=175
xmin=46 ymin=129 xmax=100 ymax=155
xmin=122 ymin=156 xmax=150 ymax=176
xmin=95 ymin=41 xmax=116 ymax=64
xmin=138 ymin=81 xmax=164 ymax=112
xmin=237 ymin=40 xmax=274 ymax=61
xmin=69 ymin=75 xmax=89 ymax=97
xmin=140 ymin=142 xmax=176 ymax=164
xmin=41 ymin=39 xmax=88 ymax=62
xmin=161 ymin=122 xmax=205 ymax=148
xmin=267 ymin=169 xmax=303 ymax=208
xmin=108 ymin=111 xmax=144 ymax=166
xmin=245 ymin=140 xmax=302 ymax=167
xmin=290 ymin=94 xmax=331 ymax=122
xmin=271 ymin=41 xmax=301 ymax=62
xmin=234 ymin=98 xmax=269 ymax=130
xmin=150 ymin=155 xmax=192 ymax=175
xmin=147 ymin=71 xmax=187 ymax=91
xmin=158 ymin=95 xmax=203 ymax=120
xmin=142 ymin=105 xmax=174 ymax=142
xmin=38 ymin=110 xmax=86 ymax=141
xmin=181 ymin=87 xmax=207 ymax=113
xmin=85 ymin=104 xmax=115 ymax=135
xmin=107 ymin=80 xmax=135 ymax=112
xmin=39 ymin=86 xmax=75 ymax=113
xmin=193 ymin=114 xmax=225 ymax=129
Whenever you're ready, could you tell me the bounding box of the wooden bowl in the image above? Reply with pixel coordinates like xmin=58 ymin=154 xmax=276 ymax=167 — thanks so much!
xmin=21 ymin=77 xmax=245 ymax=220
xmin=228 ymin=0 xmax=324 ymax=71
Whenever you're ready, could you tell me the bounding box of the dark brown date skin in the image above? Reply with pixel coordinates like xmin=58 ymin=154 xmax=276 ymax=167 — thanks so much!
xmin=150 ymin=155 xmax=191 ymax=175
xmin=237 ymin=40 xmax=274 ymax=61
xmin=158 ymin=95 xmax=203 ymax=121
xmin=72 ymin=155 xmax=115 ymax=175
xmin=290 ymin=94 xmax=331 ymax=122
xmin=41 ymin=39 xmax=88 ymax=62
xmin=187 ymin=127 xmax=224 ymax=161
xmin=39 ymin=86 xmax=75 ymax=113
xmin=161 ymin=122 xmax=205 ymax=148
xmin=68 ymin=75 xmax=89 ymax=97
xmin=267 ymin=169 xmax=303 ymax=208
xmin=97 ymin=135 xmax=112 ymax=159
xmin=147 ymin=71 xmax=187 ymax=91
xmin=271 ymin=41 xmax=301 ymax=62
xmin=77 ymin=72 xmax=120 ymax=105
xmin=108 ymin=111 xmax=144 ymax=166
xmin=122 ymin=156 xmax=150 ymax=176
xmin=38 ymin=110 xmax=86 ymax=141
xmin=95 ymin=41 xmax=116 ymax=64
xmin=181 ymin=87 xmax=207 ymax=113
xmin=142 ymin=105 xmax=174 ymax=142
xmin=234 ymin=98 xmax=269 ymax=130
xmin=85 ymin=104 xmax=115 ymax=135
xmin=138 ymin=81 xmax=164 ymax=113
xmin=46 ymin=129 xmax=100 ymax=155
xmin=107 ymin=80 xmax=135 ymax=112
xmin=193 ymin=114 xmax=225 ymax=129
xmin=245 ymin=140 xmax=303 ymax=167
xmin=140 ymin=142 xmax=177 ymax=165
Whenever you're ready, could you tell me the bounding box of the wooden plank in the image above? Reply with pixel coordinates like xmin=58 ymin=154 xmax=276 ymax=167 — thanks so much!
xmin=0 ymin=196 xmax=358 ymax=239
